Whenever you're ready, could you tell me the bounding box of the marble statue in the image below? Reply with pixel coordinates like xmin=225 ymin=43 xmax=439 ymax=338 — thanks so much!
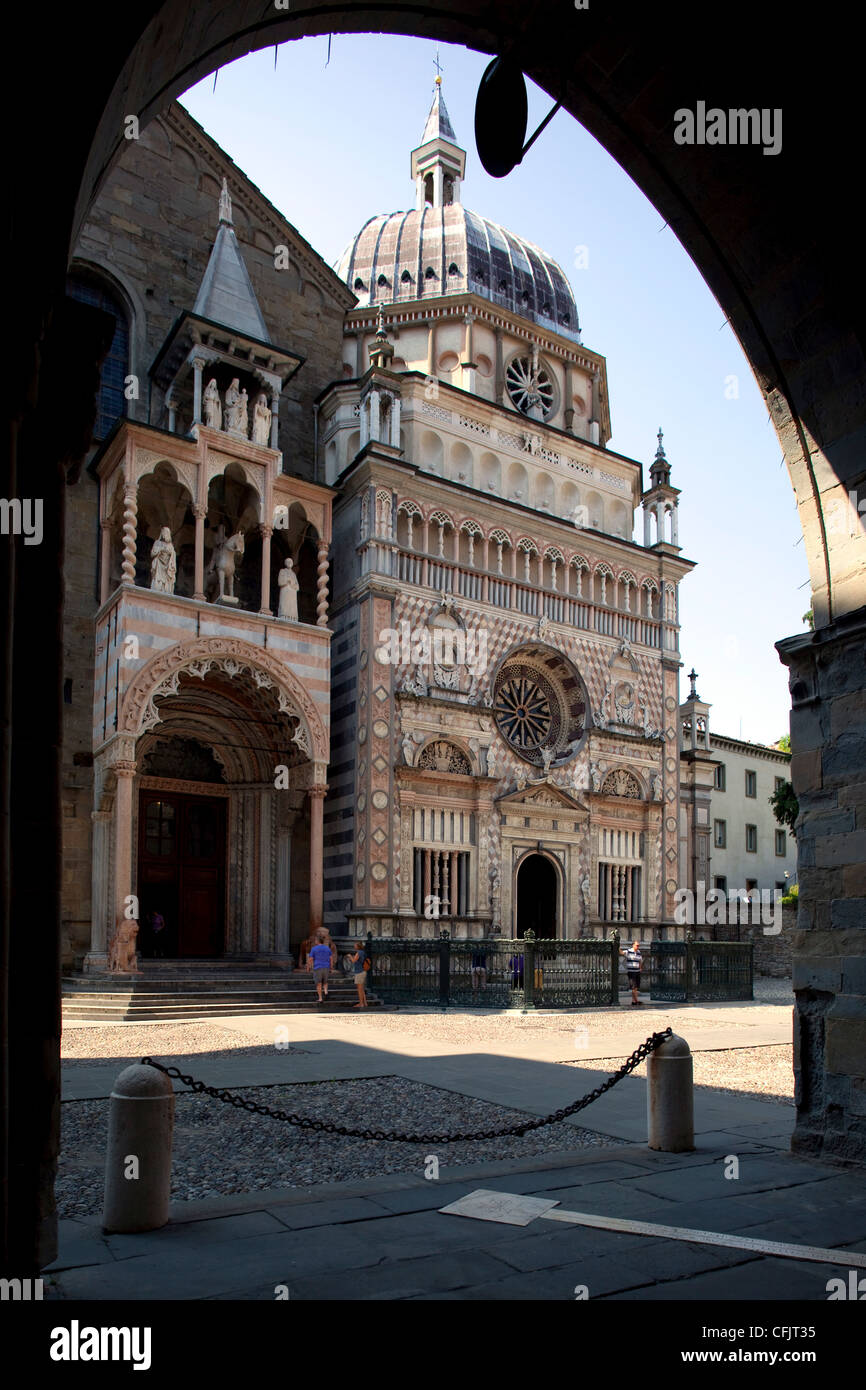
xmin=580 ymin=874 xmax=591 ymax=919
xmin=252 ymin=393 xmax=272 ymax=446
xmin=224 ymin=378 xmax=243 ymax=434
xmin=651 ymin=773 xmax=663 ymax=801
xmin=203 ymin=378 xmax=222 ymax=430
xmin=150 ymin=526 xmax=177 ymax=593
xmin=486 ymin=744 xmax=496 ymax=778
xmin=277 ymin=555 xmax=299 ymax=620
xmin=208 ymin=526 xmax=245 ymax=600
xmin=402 ymin=732 xmax=415 ymax=766
xmin=108 ymin=915 xmax=140 ymax=974
xmin=541 ymin=746 xmax=554 ymax=775
xmin=236 ymin=388 xmax=249 ymax=438
xmin=590 ymin=761 xmax=602 ymax=792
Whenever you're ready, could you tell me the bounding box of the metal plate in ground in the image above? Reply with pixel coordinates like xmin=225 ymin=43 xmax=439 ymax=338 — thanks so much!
xmin=439 ymin=1189 xmax=560 ymax=1225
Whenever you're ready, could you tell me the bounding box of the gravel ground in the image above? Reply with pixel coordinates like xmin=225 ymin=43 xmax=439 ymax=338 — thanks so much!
xmin=62 ymin=1023 xmax=311 ymax=1067
xmin=565 ymin=1043 xmax=794 ymax=1108
xmin=58 ymin=1076 xmax=619 ymax=1218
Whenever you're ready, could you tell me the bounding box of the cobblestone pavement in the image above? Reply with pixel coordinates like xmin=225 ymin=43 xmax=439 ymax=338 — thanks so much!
xmin=58 ymin=1076 xmax=619 ymax=1217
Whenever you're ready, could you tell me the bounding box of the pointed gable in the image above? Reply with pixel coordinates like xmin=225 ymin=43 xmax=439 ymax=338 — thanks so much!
xmin=192 ymin=179 xmax=270 ymax=342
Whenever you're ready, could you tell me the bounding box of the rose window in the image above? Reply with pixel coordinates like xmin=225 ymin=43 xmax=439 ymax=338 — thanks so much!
xmin=505 ymin=355 xmax=554 ymax=419
xmin=494 ymin=674 xmax=552 ymax=750
xmin=492 ymin=646 xmax=587 ymax=768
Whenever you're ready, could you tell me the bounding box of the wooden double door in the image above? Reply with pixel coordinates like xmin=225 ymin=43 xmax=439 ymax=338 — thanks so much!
xmin=138 ymin=790 xmax=226 ymax=957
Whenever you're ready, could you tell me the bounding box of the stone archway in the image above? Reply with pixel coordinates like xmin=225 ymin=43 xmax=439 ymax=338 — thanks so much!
xmin=7 ymin=0 xmax=866 ymax=1274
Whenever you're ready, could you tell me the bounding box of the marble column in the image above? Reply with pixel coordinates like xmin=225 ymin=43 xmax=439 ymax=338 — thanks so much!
xmin=88 ymin=809 xmax=112 ymax=961
xmin=308 ymin=785 xmax=327 ymax=937
xmin=259 ymin=524 xmax=273 ymax=615
xmin=193 ymin=505 xmax=207 ymax=600
xmin=112 ymin=763 xmax=136 ymax=935
xmin=192 ymin=356 xmax=205 ymax=424
xmin=270 ymin=393 xmax=280 ymax=450
xmin=316 ymin=539 xmax=329 ymax=627
xmin=121 ymin=488 xmax=137 ymax=585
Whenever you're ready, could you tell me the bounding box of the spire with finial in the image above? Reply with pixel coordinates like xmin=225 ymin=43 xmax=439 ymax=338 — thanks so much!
xmin=650 ymin=425 xmax=671 ymax=487
xmin=411 ymin=64 xmax=466 ymax=210
xmin=687 ymin=668 xmax=699 ymax=700
xmin=218 ymin=177 xmax=233 ymax=226
xmin=368 ymin=306 xmax=394 ymax=370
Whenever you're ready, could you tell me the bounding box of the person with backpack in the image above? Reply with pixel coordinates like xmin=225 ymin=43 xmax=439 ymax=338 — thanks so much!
xmin=307 ymin=931 xmax=333 ymax=1003
xmin=348 ymin=940 xmax=369 ymax=1008
xmin=621 ymin=939 xmax=644 ymax=1005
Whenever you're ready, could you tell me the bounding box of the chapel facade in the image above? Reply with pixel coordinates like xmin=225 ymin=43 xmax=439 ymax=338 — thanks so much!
xmin=319 ymin=84 xmax=695 ymax=942
xmin=61 ymin=86 xmax=696 ymax=970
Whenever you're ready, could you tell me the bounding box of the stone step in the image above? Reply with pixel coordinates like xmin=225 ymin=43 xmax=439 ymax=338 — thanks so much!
xmin=62 ymin=977 xmax=361 ymax=994
xmin=62 ymin=995 xmax=382 ymax=1020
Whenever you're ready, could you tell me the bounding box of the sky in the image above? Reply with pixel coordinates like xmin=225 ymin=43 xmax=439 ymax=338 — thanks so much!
xmin=182 ymin=32 xmax=809 ymax=746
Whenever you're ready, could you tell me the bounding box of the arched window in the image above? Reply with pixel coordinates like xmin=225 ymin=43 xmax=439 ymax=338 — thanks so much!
xmin=66 ymin=273 xmax=130 ymax=440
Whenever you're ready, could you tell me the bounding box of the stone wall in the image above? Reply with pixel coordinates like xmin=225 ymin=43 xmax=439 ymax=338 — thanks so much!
xmin=738 ymin=903 xmax=796 ymax=978
xmin=778 ymin=608 xmax=866 ymax=1164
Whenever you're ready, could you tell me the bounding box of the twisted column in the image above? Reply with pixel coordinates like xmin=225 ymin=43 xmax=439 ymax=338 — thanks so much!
xmin=121 ymin=489 xmax=137 ymax=585
xmin=316 ymin=539 xmax=329 ymax=627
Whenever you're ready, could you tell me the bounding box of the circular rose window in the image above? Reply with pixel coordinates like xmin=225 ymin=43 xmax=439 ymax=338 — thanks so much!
xmin=506 ymin=355 xmax=555 ymax=420
xmin=493 ymin=645 xmax=587 ymax=767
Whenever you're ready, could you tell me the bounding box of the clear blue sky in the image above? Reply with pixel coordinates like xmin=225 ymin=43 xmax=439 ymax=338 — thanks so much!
xmin=182 ymin=32 xmax=809 ymax=746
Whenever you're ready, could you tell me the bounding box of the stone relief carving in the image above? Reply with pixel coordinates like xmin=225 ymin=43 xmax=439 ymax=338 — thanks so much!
xmin=417 ymin=741 xmax=471 ymax=774
xmin=601 ymin=769 xmax=642 ymax=799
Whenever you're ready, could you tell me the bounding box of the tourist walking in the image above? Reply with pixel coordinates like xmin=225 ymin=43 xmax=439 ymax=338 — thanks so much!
xmin=307 ymin=931 xmax=333 ymax=1003
xmin=621 ymin=939 xmax=644 ymax=1005
xmin=348 ymin=940 xmax=369 ymax=1008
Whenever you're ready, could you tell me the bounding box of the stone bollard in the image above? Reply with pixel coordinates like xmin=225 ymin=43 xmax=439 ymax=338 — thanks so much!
xmin=102 ymin=1063 xmax=175 ymax=1232
xmin=647 ymin=1033 xmax=694 ymax=1152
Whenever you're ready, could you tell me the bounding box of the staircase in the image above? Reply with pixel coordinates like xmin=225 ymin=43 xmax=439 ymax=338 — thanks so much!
xmin=62 ymin=960 xmax=382 ymax=1021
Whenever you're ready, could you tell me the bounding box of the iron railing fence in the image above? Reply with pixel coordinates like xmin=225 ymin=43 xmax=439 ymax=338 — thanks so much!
xmin=650 ymin=940 xmax=753 ymax=1002
xmin=366 ymin=931 xmax=618 ymax=1009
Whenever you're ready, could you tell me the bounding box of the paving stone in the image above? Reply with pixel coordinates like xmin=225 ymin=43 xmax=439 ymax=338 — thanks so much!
xmin=424 ymin=1253 xmax=654 ymax=1301
xmin=277 ymin=1248 xmax=518 ymax=1301
xmin=265 ymin=1195 xmax=394 ymax=1229
xmin=104 ymin=1209 xmax=287 ymax=1259
xmin=626 ymin=1155 xmax=831 ymax=1203
xmin=602 ymin=1255 xmax=837 ymax=1301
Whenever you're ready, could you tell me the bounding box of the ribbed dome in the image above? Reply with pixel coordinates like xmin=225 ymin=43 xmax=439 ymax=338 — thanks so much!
xmin=336 ymin=204 xmax=581 ymax=342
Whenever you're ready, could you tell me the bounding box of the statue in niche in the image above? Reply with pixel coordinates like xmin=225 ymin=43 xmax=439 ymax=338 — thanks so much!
xmin=150 ymin=526 xmax=177 ymax=593
xmin=236 ymin=388 xmax=249 ymax=437
xmin=207 ymin=525 xmax=245 ymax=600
xmin=580 ymin=874 xmax=591 ymax=920
xmin=486 ymin=744 xmax=496 ymax=778
xmin=402 ymin=731 xmax=415 ymax=766
xmin=203 ymin=378 xmax=222 ymax=430
xmin=277 ymin=555 xmax=299 ymax=620
xmin=108 ymin=915 xmax=140 ymax=974
xmin=225 ymin=378 xmax=248 ymax=435
xmin=651 ymin=773 xmax=663 ymax=801
xmin=590 ymin=761 xmax=603 ymax=792
xmin=252 ymin=393 xmax=272 ymax=446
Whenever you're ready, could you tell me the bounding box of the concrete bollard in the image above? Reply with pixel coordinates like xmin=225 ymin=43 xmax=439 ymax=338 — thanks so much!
xmin=647 ymin=1033 xmax=694 ymax=1152
xmin=102 ymin=1063 xmax=175 ymax=1233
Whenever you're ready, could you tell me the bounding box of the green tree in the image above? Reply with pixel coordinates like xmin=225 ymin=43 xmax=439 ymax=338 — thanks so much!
xmin=802 ymin=609 xmax=814 ymax=630
xmin=770 ymin=780 xmax=799 ymax=837
xmin=777 ymin=733 xmax=791 ymax=753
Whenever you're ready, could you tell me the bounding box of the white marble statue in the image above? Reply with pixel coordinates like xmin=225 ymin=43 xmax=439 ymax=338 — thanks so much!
xmin=651 ymin=773 xmax=663 ymax=801
xmin=252 ymin=393 xmax=272 ymax=446
xmin=277 ymin=555 xmax=299 ymax=621
xmin=580 ymin=874 xmax=591 ymax=919
xmin=207 ymin=525 xmax=245 ymax=600
xmin=590 ymin=761 xmax=602 ymax=792
xmin=224 ymin=378 xmax=242 ymax=433
xmin=203 ymin=378 xmax=222 ymax=430
xmin=541 ymin=746 xmax=554 ymax=775
xmin=236 ymin=388 xmax=249 ymax=438
xmin=150 ymin=526 xmax=177 ymax=593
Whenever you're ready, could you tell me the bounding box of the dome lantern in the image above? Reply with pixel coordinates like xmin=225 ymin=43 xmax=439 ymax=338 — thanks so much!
xmin=410 ymin=80 xmax=466 ymax=210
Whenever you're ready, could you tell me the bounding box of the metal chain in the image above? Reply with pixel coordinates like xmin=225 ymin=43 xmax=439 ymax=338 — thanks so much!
xmin=141 ymin=1027 xmax=671 ymax=1145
